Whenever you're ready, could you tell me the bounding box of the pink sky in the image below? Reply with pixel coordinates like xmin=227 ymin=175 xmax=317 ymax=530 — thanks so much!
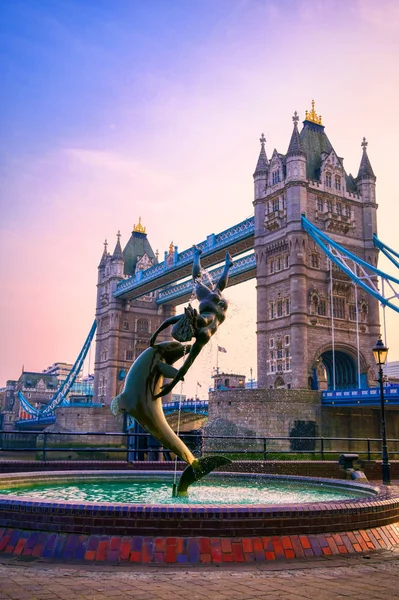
xmin=1 ymin=0 xmax=399 ymax=395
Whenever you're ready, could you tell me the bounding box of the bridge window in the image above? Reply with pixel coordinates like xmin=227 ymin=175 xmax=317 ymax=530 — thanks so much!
xmin=344 ymin=204 xmax=350 ymax=217
xmin=325 ymin=172 xmax=332 ymax=188
xmin=335 ymin=175 xmax=341 ymax=191
xmin=285 ymin=335 xmax=290 ymax=345
xmin=285 ymin=298 xmax=290 ymax=315
xmin=327 ymin=200 xmax=333 ymax=212
xmin=273 ymin=197 xmax=280 ymax=211
xmin=285 ymin=359 xmax=290 ymax=370
xmin=311 ymin=252 xmax=320 ymax=269
xmin=336 ymin=202 xmax=342 ymax=215
xmin=285 ymin=254 xmax=289 ymax=268
xmin=277 ymin=300 xmax=283 ymax=317
xmin=317 ymin=198 xmax=324 ymax=212
xmin=317 ymin=299 xmax=327 ymax=316
xmin=269 ymin=259 xmax=275 ymax=273
xmin=285 ymin=348 xmax=290 ymax=358
xmin=270 ymin=338 xmax=274 ymax=349
xmin=137 ymin=319 xmax=149 ymax=333
xmin=333 ymin=296 xmax=345 ymax=319
xmin=277 ymin=348 xmax=283 ymax=359
xmin=277 ymin=256 xmax=282 ymax=271
xmin=349 ymin=304 xmax=357 ymax=321
xmin=272 ymin=170 xmax=280 ymax=185
xmin=122 ymin=321 xmax=129 ymax=330
xmin=269 ymin=302 xmax=275 ymax=319
xmin=125 ymin=350 xmax=133 ymax=361
xmin=360 ymin=302 xmax=368 ymax=322
xmin=270 ymin=363 xmax=275 ymax=372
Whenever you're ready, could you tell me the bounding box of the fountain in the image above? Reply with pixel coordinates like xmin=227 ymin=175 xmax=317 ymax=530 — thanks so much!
xmin=1 ymin=248 xmax=398 ymax=563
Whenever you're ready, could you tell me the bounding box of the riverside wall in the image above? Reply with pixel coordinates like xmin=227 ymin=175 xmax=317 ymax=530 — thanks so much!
xmin=205 ymin=388 xmax=399 ymax=453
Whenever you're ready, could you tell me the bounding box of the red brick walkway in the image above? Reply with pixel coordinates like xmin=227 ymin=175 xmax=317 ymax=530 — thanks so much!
xmin=1 ymin=523 xmax=398 ymax=564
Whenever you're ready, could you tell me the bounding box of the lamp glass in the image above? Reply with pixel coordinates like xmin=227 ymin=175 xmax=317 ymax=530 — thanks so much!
xmin=372 ymin=338 xmax=389 ymax=366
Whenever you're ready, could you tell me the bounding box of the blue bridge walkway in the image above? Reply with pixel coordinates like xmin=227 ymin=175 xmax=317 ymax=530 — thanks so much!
xmin=114 ymin=216 xmax=255 ymax=304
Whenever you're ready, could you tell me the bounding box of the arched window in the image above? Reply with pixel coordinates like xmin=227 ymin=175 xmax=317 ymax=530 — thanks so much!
xmin=335 ymin=175 xmax=341 ymax=190
xmin=137 ymin=319 xmax=149 ymax=333
xmin=272 ymin=169 xmax=280 ymax=185
xmin=274 ymin=376 xmax=285 ymax=388
xmin=325 ymin=172 xmax=332 ymax=188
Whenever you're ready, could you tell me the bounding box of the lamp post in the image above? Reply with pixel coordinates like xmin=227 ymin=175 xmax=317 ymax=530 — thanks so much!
xmin=372 ymin=336 xmax=391 ymax=485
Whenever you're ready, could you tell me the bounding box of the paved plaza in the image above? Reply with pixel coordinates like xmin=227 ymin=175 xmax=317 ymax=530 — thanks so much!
xmin=0 ymin=549 xmax=399 ymax=600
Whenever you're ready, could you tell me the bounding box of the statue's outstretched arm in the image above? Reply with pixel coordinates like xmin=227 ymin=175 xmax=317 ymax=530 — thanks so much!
xmin=215 ymin=251 xmax=234 ymax=292
xmin=150 ymin=315 xmax=183 ymax=346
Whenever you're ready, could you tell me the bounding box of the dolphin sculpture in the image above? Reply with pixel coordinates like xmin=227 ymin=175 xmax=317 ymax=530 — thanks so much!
xmin=111 ymin=340 xmax=230 ymax=496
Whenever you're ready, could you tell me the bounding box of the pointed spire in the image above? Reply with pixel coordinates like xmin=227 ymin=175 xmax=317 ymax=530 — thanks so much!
xmin=98 ymin=239 xmax=108 ymax=268
xmin=253 ymin=133 xmax=269 ymax=177
xmin=287 ymin=111 xmax=306 ymax=157
xmin=111 ymin=230 xmax=123 ymax=261
xmin=357 ymin=137 xmax=376 ymax=180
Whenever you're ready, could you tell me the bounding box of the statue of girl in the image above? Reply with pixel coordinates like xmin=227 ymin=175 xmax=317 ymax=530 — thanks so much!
xmin=150 ymin=246 xmax=233 ymax=397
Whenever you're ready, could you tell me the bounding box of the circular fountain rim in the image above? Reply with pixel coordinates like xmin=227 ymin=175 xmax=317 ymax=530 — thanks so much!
xmin=0 ymin=469 xmax=383 ymax=511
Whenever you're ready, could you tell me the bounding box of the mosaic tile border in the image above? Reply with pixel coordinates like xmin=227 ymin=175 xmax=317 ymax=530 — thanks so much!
xmin=0 ymin=524 xmax=398 ymax=563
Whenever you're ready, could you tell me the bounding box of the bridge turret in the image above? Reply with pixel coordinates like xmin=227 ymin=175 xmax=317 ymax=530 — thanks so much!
xmin=253 ymin=133 xmax=268 ymax=201
xmin=356 ymin=137 xmax=377 ymax=240
xmin=356 ymin=138 xmax=379 ymax=342
xmin=285 ymin=111 xmax=307 ymax=183
xmin=111 ymin=231 xmax=124 ymax=277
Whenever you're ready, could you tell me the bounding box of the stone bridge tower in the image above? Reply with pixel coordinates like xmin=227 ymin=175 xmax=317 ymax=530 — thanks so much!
xmin=254 ymin=102 xmax=380 ymax=390
xmin=93 ymin=219 xmax=174 ymax=405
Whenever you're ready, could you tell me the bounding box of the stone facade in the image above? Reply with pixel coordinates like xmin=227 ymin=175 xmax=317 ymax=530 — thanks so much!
xmin=208 ymin=388 xmax=399 ymax=454
xmin=93 ymin=223 xmax=175 ymax=406
xmin=253 ymin=103 xmax=380 ymax=391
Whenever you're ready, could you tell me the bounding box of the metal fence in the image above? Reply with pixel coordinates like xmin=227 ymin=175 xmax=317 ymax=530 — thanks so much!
xmin=0 ymin=430 xmax=398 ymax=462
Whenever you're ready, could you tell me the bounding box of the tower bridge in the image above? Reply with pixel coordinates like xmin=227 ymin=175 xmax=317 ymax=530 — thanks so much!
xmin=114 ymin=216 xmax=255 ymax=302
xmin=11 ymin=101 xmax=399 ymax=430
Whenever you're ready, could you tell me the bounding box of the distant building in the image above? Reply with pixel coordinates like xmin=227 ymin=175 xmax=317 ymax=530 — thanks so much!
xmin=212 ymin=372 xmax=246 ymax=391
xmin=386 ymin=361 xmax=399 ymax=385
xmin=42 ymin=362 xmax=76 ymax=382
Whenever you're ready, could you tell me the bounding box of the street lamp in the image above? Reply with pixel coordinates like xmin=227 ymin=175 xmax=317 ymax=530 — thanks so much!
xmin=372 ymin=336 xmax=391 ymax=485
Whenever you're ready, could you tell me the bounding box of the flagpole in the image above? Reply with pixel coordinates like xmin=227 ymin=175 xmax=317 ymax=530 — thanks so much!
xmin=216 ymin=346 xmax=219 ymax=375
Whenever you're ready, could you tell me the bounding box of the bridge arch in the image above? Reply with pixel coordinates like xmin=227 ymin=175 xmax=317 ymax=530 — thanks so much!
xmin=311 ymin=343 xmax=369 ymax=391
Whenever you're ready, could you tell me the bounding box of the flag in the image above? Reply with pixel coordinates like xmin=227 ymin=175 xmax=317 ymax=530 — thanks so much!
xmin=197 ymin=382 xmax=202 ymax=388
xmin=218 ymin=346 xmax=227 ymax=353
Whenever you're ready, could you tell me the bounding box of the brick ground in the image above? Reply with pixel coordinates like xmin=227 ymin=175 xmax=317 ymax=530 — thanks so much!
xmin=1 ymin=523 xmax=398 ymax=565
xmin=0 ymin=550 xmax=399 ymax=599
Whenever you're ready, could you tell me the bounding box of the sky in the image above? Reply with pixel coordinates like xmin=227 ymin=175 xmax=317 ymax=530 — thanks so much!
xmin=1 ymin=0 xmax=399 ymax=396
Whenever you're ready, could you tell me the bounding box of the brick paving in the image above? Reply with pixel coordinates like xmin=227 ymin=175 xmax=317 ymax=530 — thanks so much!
xmin=1 ymin=524 xmax=399 ymax=564
xmin=0 ymin=550 xmax=398 ymax=599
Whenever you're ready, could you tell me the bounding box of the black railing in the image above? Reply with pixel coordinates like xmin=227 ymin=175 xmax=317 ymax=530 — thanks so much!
xmin=0 ymin=430 xmax=398 ymax=462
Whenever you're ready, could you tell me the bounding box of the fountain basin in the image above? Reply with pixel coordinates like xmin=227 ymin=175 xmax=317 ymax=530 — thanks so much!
xmin=1 ymin=470 xmax=398 ymax=537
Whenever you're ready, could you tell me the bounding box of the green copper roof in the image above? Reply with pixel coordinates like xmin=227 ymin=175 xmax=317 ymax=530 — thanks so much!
xmin=299 ymin=120 xmax=357 ymax=192
xmin=122 ymin=230 xmax=158 ymax=276
xmin=300 ymin=120 xmax=333 ymax=180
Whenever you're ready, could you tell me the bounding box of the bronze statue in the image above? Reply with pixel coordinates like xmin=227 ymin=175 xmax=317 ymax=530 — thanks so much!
xmin=111 ymin=340 xmax=230 ymax=496
xmin=150 ymin=246 xmax=234 ymax=398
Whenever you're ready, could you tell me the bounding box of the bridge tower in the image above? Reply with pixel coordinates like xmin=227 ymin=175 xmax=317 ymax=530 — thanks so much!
xmin=93 ymin=220 xmax=173 ymax=405
xmin=254 ymin=102 xmax=380 ymax=390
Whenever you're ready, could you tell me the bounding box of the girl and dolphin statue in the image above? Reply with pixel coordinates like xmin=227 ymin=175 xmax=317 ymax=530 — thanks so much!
xmin=111 ymin=247 xmax=234 ymax=496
